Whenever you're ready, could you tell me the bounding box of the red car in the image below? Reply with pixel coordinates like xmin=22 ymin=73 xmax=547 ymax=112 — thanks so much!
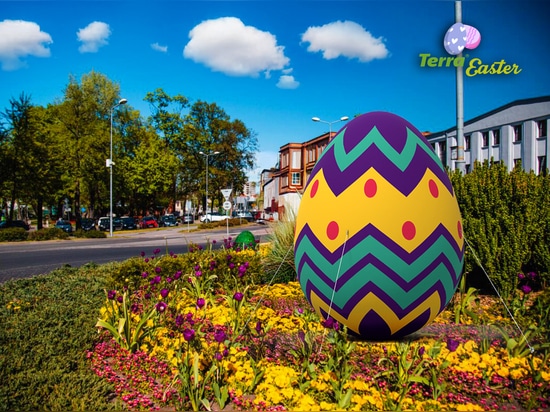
xmin=139 ymin=216 xmax=159 ymax=229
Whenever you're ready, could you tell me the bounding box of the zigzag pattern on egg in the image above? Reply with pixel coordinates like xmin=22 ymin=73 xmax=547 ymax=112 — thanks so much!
xmin=294 ymin=111 xmax=464 ymax=339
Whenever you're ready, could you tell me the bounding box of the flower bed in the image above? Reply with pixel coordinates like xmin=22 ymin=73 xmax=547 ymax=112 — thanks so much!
xmin=89 ymin=241 xmax=550 ymax=411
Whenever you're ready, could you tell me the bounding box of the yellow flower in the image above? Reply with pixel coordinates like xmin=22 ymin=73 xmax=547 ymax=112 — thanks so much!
xmin=452 ymin=402 xmax=485 ymax=411
xmin=540 ymin=371 xmax=550 ymax=381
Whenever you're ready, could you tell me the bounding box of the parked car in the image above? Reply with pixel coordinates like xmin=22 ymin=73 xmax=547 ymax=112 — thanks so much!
xmin=98 ymin=217 xmax=123 ymax=231
xmin=80 ymin=218 xmax=96 ymax=231
xmin=182 ymin=213 xmax=194 ymax=224
xmin=232 ymin=211 xmax=254 ymax=222
xmin=55 ymin=219 xmax=73 ymax=233
xmin=200 ymin=212 xmax=229 ymax=223
xmin=160 ymin=214 xmax=178 ymax=227
xmin=120 ymin=216 xmax=137 ymax=230
xmin=0 ymin=220 xmax=30 ymax=230
xmin=140 ymin=216 xmax=159 ymax=229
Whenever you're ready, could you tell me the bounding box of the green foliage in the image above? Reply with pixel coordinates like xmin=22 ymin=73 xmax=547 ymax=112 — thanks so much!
xmin=262 ymin=212 xmax=297 ymax=284
xmin=0 ymin=227 xmax=28 ymax=242
xmin=450 ymin=161 xmax=550 ymax=298
xmin=27 ymin=227 xmax=69 ymax=241
xmin=73 ymin=229 xmax=107 ymax=239
xmin=0 ymin=265 xmax=116 ymax=411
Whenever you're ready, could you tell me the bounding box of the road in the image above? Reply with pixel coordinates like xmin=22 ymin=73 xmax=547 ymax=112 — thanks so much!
xmin=0 ymin=224 xmax=272 ymax=283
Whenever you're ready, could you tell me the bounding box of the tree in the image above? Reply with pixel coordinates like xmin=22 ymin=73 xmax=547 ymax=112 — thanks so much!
xmin=50 ymin=71 xmax=124 ymax=226
xmin=187 ymin=100 xmax=258 ymax=212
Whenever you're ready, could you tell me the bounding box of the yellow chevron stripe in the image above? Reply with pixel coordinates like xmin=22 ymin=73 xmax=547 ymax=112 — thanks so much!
xmin=296 ymin=168 xmax=463 ymax=254
xmin=309 ymin=289 xmax=441 ymax=336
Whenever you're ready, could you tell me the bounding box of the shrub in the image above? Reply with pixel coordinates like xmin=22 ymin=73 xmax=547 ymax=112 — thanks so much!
xmin=73 ymin=229 xmax=107 ymax=239
xmin=450 ymin=161 xmax=550 ymax=298
xmin=261 ymin=211 xmax=297 ymax=284
xmin=27 ymin=227 xmax=69 ymax=241
xmin=0 ymin=227 xmax=28 ymax=242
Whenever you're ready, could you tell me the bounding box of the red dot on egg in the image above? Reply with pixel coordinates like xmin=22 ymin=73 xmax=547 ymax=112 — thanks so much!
xmin=429 ymin=179 xmax=439 ymax=198
xmin=457 ymin=221 xmax=463 ymax=239
xmin=327 ymin=221 xmax=339 ymax=240
xmin=310 ymin=180 xmax=319 ymax=198
xmin=402 ymin=221 xmax=416 ymax=240
xmin=364 ymin=179 xmax=377 ymax=198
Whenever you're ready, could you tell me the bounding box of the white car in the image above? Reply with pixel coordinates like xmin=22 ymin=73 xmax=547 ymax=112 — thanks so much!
xmin=200 ymin=212 xmax=229 ymax=223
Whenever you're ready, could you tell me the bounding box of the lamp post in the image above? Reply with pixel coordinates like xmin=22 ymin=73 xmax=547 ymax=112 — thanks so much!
xmin=108 ymin=98 xmax=127 ymax=237
xmin=312 ymin=116 xmax=349 ymax=140
xmin=199 ymin=151 xmax=220 ymax=214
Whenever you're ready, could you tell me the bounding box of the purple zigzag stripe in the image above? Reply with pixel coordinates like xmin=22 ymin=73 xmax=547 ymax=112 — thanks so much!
xmin=309 ymin=143 xmax=453 ymax=197
xmin=305 ymin=276 xmax=448 ymax=320
xmin=297 ymin=251 xmax=459 ymax=295
xmin=295 ymin=222 xmax=464 ymax=266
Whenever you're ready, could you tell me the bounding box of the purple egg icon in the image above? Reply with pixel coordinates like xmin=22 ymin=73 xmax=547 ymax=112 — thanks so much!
xmin=444 ymin=23 xmax=481 ymax=55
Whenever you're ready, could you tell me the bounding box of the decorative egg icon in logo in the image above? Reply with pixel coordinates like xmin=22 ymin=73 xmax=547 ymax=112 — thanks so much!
xmin=444 ymin=22 xmax=481 ymax=55
xmin=294 ymin=112 xmax=465 ymax=340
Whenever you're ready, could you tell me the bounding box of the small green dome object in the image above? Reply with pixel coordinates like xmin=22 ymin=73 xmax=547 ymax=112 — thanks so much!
xmin=234 ymin=230 xmax=257 ymax=249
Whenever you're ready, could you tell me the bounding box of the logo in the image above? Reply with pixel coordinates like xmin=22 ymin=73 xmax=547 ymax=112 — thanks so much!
xmin=419 ymin=22 xmax=521 ymax=76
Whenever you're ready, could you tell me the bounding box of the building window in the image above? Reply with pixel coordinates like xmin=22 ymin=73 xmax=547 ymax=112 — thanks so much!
xmin=514 ymin=158 xmax=522 ymax=169
xmin=307 ymin=148 xmax=316 ymax=163
xmin=513 ymin=124 xmax=523 ymax=142
xmin=281 ymin=175 xmax=288 ymax=188
xmin=464 ymin=135 xmax=471 ymax=150
xmin=280 ymin=153 xmax=289 ymax=168
xmin=465 ymin=164 xmax=471 ymax=174
xmin=537 ymin=120 xmax=548 ymax=138
xmin=538 ymin=156 xmax=547 ymax=175
xmin=438 ymin=141 xmax=446 ymax=166
xmin=481 ymin=131 xmax=489 ymax=147
xmin=291 ymin=172 xmax=301 ymax=185
xmin=492 ymin=129 xmax=500 ymax=146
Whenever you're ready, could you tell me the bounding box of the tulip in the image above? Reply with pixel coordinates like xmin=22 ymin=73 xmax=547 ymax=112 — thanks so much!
xmin=183 ymin=328 xmax=195 ymax=341
xmin=233 ymin=292 xmax=244 ymax=302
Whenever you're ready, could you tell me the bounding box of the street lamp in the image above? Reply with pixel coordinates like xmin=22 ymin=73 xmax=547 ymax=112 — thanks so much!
xmin=199 ymin=151 xmax=220 ymax=214
xmin=108 ymin=98 xmax=127 ymax=237
xmin=312 ymin=116 xmax=349 ymax=140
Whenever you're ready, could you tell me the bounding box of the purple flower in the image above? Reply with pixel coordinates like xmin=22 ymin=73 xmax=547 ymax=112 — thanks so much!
xmin=518 ymin=272 xmax=525 ymax=280
xmin=144 ymin=258 xmax=149 ymax=263
xmin=446 ymin=337 xmax=459 ymax=352
xmin=141 ymin=271 xmax=149 ymax=278
xmin=528 ymin=271 xmax=537 ymax=279
xmin=212 ymin=240 xmax=217 ymax=244
xmin=160 ymin=288 xmax=169 ymax=299
xmin=131 ymin=303 xmax=140 ymax=313
xmin=322 ymin=317 xmax=338 ymax=330
xmin=140 ymin=251 xmax=145 ymax=257
xmin=117 ymin=295 xmax=123 ymax=303
xmin=183 ymin=328 xmax=195 ymax=342
xmin=166 ymin=277 xmax=172 ymax=283
xmin=418 ymin=346 xmax=425 ymax=356
xmin=195 ymin=270 xmax=202 ymax=277
xmin=229 ymin=263 xmax=235 ymax=269
xmin=153 ymin=248 xmax=161 ymax=255
xmin=155 ymin=266 xmax=161 ymax=274
xmin=174 ymin=271 xmax=182 ymax=280
xmin=107 ymin=290 xmax=117 ymax=300
xmin=214 ymin=329 xmax=227 ymax=343
xmin=196 ymin=298 xmax=205 ymax=309
xmin=214 ymin=352 xmax=223 ymax=361
xmin=233 ymin=292 xmax=244 ymax=302
xmin=521 ymin=284 xmax=532 ymax=294
xmin=255 ymin=321 xmax=262 ymax=334
xmin=175 ymin=314 xmax=184 ymax=327
xmin=156 ymin=301 xmax=167 ymax=313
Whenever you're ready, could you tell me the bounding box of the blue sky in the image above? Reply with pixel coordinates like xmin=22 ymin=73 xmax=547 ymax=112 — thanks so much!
xmin=1 ymin=1 xmax=549 ymax=180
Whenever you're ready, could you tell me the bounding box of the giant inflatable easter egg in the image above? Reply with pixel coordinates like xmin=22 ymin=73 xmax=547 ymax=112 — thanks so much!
xmin=294 ymin=111 xmax=464 ymax=340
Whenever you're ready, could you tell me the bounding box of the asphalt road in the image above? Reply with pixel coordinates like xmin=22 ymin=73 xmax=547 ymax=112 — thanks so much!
xmin=0 ymin=223 xmax=272 ymax=284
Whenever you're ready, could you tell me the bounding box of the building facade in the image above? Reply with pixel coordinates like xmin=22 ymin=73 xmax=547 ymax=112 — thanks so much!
xmin=426 ymin=96 xmax=549 ymax=174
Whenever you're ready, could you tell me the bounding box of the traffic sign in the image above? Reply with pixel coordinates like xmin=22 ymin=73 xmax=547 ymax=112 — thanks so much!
xmin=223 ymin=201 xmax=231 ymax=210
xmin=221 ymin=188 xmax=232 ymax=199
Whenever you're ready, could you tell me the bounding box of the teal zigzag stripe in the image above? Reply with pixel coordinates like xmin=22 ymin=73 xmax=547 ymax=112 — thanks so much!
xmin=295 ymin=236 xmax=462 ymax=310
xmin=318 ymin=126 xmax=444 ymax=174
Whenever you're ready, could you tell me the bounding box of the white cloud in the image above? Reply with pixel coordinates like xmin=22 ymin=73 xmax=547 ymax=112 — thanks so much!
xmin=0 ymin=20 xmax=52 ymax=71
xmin=77 ymin=21 xmax=111 ymax=53
xmin=184 ymin=17 xmax=289 ymax=77
xmin=302 ymin=20 xmax=389 ymax=62
xmin=277 ymin=75 xmax=299 ymax=89
xmin=151 ymin=42 xmax=167 ymax=53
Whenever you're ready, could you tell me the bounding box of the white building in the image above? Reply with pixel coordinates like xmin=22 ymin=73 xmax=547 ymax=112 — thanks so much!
xmin=426 ymin=96 xmax=549 ymax=174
